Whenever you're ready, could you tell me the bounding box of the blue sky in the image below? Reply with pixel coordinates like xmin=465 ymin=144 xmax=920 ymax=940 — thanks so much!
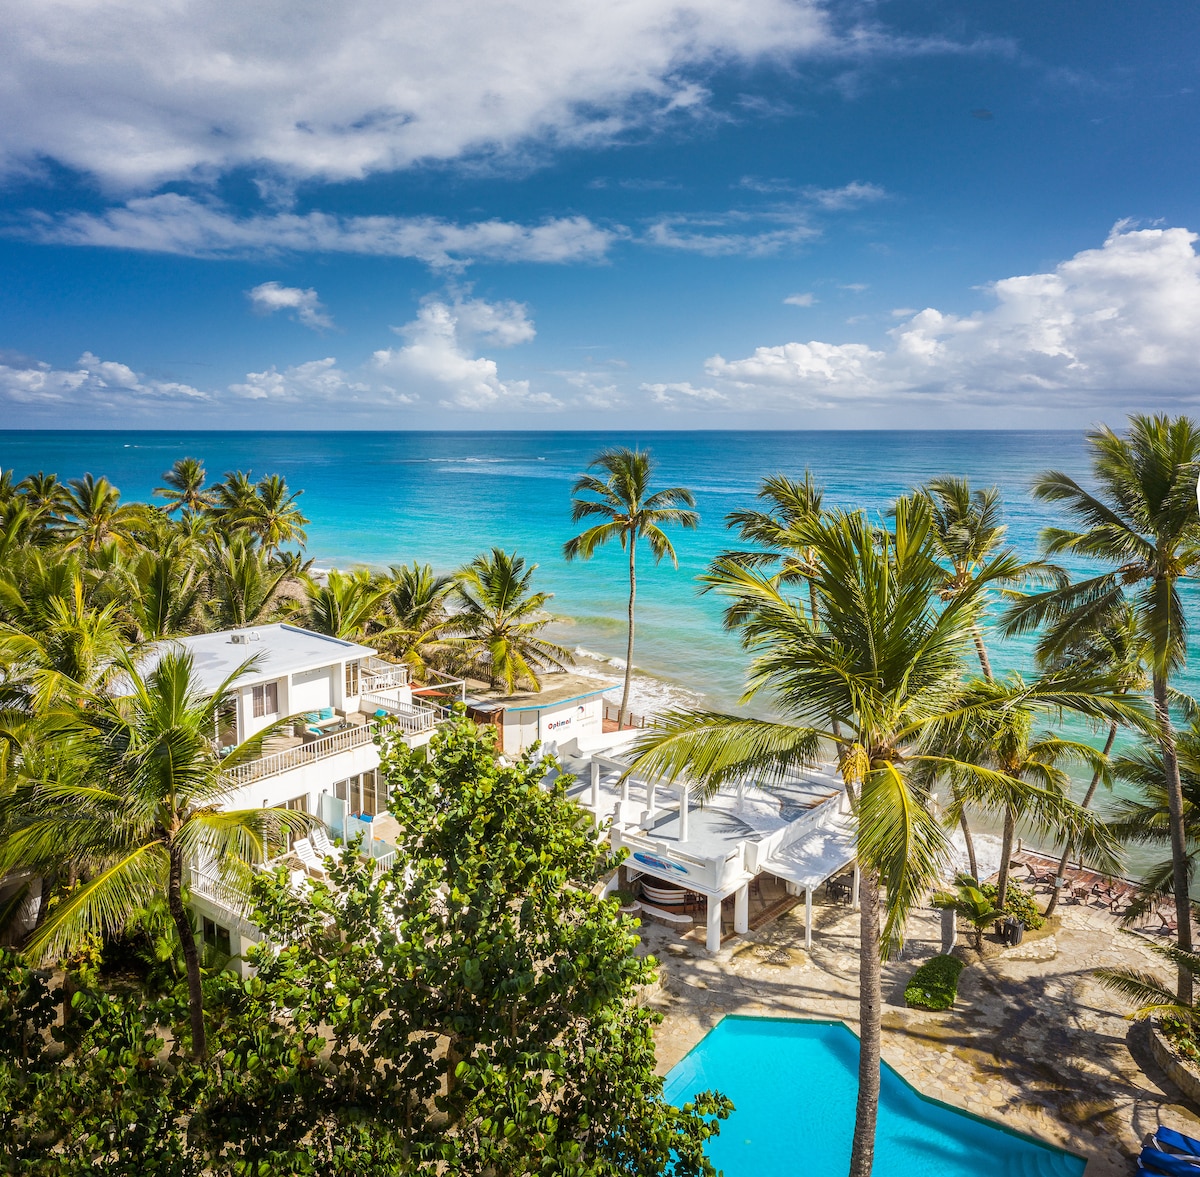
xmin=1 ymin=0 xmax=1197 ymax=429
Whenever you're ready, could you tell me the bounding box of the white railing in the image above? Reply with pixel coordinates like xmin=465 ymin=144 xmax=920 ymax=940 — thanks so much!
xmin=224 ymin=722 xmax=377 ymax=786
xmin=603 ymin=701 xmax=660 ymax=730
xmin=360 ymin=658 xmax=411 ymax=691
xmin=612 ymin=828 xmax=748 ymax=892
xmin=361 ymin=692 xmax=442 ymax=735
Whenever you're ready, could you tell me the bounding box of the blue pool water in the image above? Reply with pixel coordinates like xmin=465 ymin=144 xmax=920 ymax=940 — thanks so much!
xmin=663 ymin=1018 xmax=1086 ymax=1177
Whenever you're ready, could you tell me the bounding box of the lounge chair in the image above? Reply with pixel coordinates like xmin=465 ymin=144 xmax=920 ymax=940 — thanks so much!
xmin=1139 ymin=1146 xmax=1200 ymax=1174
xmin=1150 ymin=1126 xmax=1200 ymax=1158
xmin=292 ymin=838 xmax=329 ymax=880
xmin=311 ymin=827 xmax=335 ymax=860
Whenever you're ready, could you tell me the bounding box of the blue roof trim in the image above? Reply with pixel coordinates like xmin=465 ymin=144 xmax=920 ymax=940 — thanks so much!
xmin=503 ymin=686 xmax=611 ymax=712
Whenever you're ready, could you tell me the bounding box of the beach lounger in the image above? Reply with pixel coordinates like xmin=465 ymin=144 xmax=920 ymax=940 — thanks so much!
xmin=1150 ymin=1126 xmax=1200 ymax=1158
xmin=1139 ymin=1146 xmax=1200 ymax=1174
xmin=292 ymin=837 xmax=329 ymax=880
xmin=311 ymin=827 xmax=335 ymax=860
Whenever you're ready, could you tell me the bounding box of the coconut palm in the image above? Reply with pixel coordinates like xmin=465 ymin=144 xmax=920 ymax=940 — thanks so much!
xmin=240 ymin=474 xmax=309 ymax=554
xmin=0 ymin=649 xmax=312 ymax=1056
xmin=1097 ymin=941 xmax=1200 ymax=1034
xmin=153 ymin=457 xmax=212 ymax=516
xmin=447 ymin=548 xmax=572 ymax=693
xmin=54 ymin=474 xmax=144 ymax=554
xmin=933 ymin=876 xmax=1005 ymax=952
xmin=208 ymin=470 xmax=259 ymax=532
xmin=292 ymin=569 xmax=385 ymax=641
xmin=1039 ymin=604 xmax=1149 ymax=915
xmin=203 ymin=537 xmax=292 ymax=631
xmin=564 ymin=447 xmax=697 ymax=728
xmin=1003 ymin=414 xmax=1200 ymax=999
xmin=373 ymin=562 xmax=457 ymax=677
xmin=16 ymin=472 xmax=69 ymax=542
xmin=122 ymin=546 xmax=206 ymax=641
xmin=628 ymin=500 xmax=1137 ymax=1177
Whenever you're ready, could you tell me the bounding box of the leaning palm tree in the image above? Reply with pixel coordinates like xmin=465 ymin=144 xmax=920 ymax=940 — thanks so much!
xmin=627 ymin=500 xmax=1078 ymax=1177
xmin=291 ymin=569 xmax=385 ymax=641
xmin=1003 ymin=414 xmax=1200 ymax=1000
xmin=446 ymin=548 xmax=572 ymax=693
xmin=153 ymin=457 xmax=212 ymax=516
xmin=0 ymin=649 xmax=312 ymax=1057
xmin=564 ymin=447 xmax=697 ymax=728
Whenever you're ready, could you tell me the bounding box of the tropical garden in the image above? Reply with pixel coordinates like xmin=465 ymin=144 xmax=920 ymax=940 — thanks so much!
xmin=1 ymin=416 xmax=1200 ymax=1176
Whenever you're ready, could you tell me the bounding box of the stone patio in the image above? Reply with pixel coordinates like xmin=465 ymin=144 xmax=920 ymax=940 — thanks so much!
xmin=644 ymin=893 xmax=1200 ymax=1176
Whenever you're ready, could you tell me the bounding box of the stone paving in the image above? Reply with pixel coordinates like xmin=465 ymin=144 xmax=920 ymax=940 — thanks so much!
xmin=644 ymin=894 xmax=1200 ymax=1176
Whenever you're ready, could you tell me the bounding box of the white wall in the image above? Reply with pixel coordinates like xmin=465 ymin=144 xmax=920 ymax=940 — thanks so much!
xmin=290 ymin=666 xmax=335 ymax=716
xmin=221 ymin=742 xmax=382 ymax=813
xmin=539 ymin=697 xmax=602 ymax=746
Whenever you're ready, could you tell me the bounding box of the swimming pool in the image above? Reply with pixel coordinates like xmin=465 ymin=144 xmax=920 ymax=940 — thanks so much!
xmin=663 ymin=1018 xmax=1086 ymax=1177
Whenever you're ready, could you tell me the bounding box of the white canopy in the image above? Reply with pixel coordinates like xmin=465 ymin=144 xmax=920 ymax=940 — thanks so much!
xmin=763 ymin=806 xmax=856 ymax=890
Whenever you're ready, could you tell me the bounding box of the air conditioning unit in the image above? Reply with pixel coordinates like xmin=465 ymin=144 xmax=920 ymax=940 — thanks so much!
xmin=230 ymin=633 xmax=247 ymax=644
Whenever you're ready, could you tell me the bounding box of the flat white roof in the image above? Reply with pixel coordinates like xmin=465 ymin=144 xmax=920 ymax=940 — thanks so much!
xmin=139 ymin=624 xmax=377 ymax=695
xmin=762 ymin=806 xmax=856 ymax=890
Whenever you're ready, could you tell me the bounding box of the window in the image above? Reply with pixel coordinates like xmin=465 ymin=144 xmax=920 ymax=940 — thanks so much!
xmin=251 ymin=681 xmax=278 ymax=718
xmin=345 ymin=660 xmax=360 ymax=696
xmin=334 ymin=769 xmax=388 ymax=817
xmin=269 ymin=795 xmax=308 ymax=854
xmin=202 ymin=917 xmax=232 ymax=957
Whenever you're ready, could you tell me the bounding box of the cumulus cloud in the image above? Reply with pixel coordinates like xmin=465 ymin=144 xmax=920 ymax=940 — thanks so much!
xmin=372 ymin=296 xmax=557 ymax=411
xmin=641 ymin=380 xmax=727 ymax=407
xmin=703 ymin=224 xmax=1200 ymax=410
xmin=23 ymin=195 xmax=617 ymax=269
xmin=248 ymin=282 xmax=333 ymax=330
xmin=0 ymin=0 xmax=835 ymax=189
xmin=0 ymin=351 xmax=206 ymax=412
xmin=784 ymin=292 xmax=817 ymax=307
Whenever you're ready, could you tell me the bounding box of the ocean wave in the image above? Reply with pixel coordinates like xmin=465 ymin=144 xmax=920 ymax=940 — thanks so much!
xmin=571 ymin=647 xmax=704 ymax=717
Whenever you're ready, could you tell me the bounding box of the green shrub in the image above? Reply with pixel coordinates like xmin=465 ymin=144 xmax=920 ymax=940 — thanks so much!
xmin=980 ymin=880 xmax=1045 ymax=930
xmin=905 ymin=954 xmax=965 ymax=1011
xmin=1161 ymin=1015 xmax=1200 ymax=1064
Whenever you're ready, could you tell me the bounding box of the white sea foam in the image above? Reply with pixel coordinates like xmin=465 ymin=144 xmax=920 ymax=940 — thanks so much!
xmin=571 ymin=646 xmax=704 ymax=718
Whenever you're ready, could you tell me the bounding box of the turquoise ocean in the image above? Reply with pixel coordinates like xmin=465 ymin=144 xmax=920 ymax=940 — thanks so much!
xmin=3 ymin=428 xmax=1197 ymax=866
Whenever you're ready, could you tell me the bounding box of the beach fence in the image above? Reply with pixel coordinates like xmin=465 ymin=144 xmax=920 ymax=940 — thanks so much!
xmin=602 ymin=701 xmax=661 ymax=730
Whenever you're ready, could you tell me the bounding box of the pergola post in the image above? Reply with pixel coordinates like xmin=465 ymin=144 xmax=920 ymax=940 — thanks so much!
xmin=621 ymin=773 xmax=631 ymax=803
xmin=646 ymin=780 xmax=657 ymax=821
xmin=706 ymin=894 xmax=722 ymax=954
xmin=804 ymin=886 xmax=813 ymax=949
xmin=852 ymin=862 xmax=861 ymax=911
xmin=734 ymin=883 xmax=749 ymax=934
xmin=590 ymin=761 xmax=601 ymax=828
xmin=679 ymin=782 xmax=690 ymax=844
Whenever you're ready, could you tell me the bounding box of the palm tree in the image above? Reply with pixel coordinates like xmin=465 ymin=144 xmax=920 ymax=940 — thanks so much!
xmin=55 ymin=474 xmax=144 ymax=554
xmin=208 ymin=470 xmax=259 ymax=532
xmin=1039 ymin=605 xmax=1148 ymax=916
xmin=292 ymin=569 xmax=385 ymax=641
xmin=373 ymin=562 xmax=457 ymax=678
xmin=1097 ymin=940 xmax=1200 ymax=1037
xmin=1003 ymin=414 xmax=1200 ymax=1000
xmin=16 ymin=472 xmax=69 ymax=542
xmin=122 ymin=546 xmax=205 ymax=641
xmin=626 ymin=500 xmax=1070 ymax=1177
xmin=933 ymin=876 xmax=1005 ymax=951
xmin=564 ymin=447 xmax=697 ymax=728
xmin=0 ymin=650 xmax=312 ymax=1057
xmin=240 ymin=474 xmax=309 ymax=554
xmin=203 ymin=537 xmax=292 ymax=630
xmin=447 ymin=548 xmax=572 ymax=693
xmin=153 ymin=457 xmax=211 ymax=516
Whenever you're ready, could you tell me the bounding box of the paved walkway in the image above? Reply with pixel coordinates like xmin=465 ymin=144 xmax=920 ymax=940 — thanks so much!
xmin=646 ymin=895 xmax=1200 ymax=1176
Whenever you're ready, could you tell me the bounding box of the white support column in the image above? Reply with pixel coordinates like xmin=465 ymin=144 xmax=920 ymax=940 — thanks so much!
xmin=736 ymin=780 xmax=746 ymax=812
xmin=679 ymin=783 xmax=690 ymax=844
xmin=734 ymin=883 xmax=749 ymax=934
xmin=706 ymin=894 xmax=722 ymax=954
xmin=852 ymin=863 xmax=861 ymax=911
xmin=621 ymin=774 xmax=631 ymax=804
xmin=590 ymin=761 xmax=601 ymax=827
xmin=646 ymin=780 xmax=657 ymax=821
xmin=804 ymin=886 xmax=813 ymax=949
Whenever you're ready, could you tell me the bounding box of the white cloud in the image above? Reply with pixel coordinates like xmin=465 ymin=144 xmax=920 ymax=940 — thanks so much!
xmin=228 ymin=357 xmax=378 ymax=402
xmin=802 ymin=181 xmax=887 ymax=210
xmin=703 ymin=224 xmax=1200 ymax=409
xmin=372 ymin=296 xmax=557 ymax=411
xmin=0 ymin=351 xmax=206 ymax=412
xmin=0 ymin=0 xmax=835 ymax=189
xmin=784 ymin=292 xmax=817 ymax=307
xmin=248 ymin=282 xmax=333 ymax=330
xmin=645 ymin=209 xmax=819 ymax=257
xmin=890 ymin=306 xmax=917 ymax=317
xmin=24 ymin=195 xmax=617 ymax=269
xmin=641 ymin=380 xmax=727 ymax=407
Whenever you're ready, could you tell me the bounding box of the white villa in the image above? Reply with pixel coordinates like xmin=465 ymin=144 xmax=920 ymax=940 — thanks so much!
xmin=117 ymin=622 xmax=858 ymax=966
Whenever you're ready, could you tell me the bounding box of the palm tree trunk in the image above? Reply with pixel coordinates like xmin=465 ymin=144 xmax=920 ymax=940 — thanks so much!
xmin=1046 ymin=721 xmax=1117 ymax=917
xmin=167 ymin=845 xmax=206 ymax=1058
xmin=958 ymin=807 xmax=979 ymax=883
xmin=996 ymin=807 xmax=1016 ymax=911
xmin=619 ymin=541 xmax=636 ymax=730
xmin=849 ymin=867 xmax=882 ymax=1177
xmin=970 ymin=624 xmax=993 ymax=681
xmin=1154 ymin=673 xmax=1194 ymax=1004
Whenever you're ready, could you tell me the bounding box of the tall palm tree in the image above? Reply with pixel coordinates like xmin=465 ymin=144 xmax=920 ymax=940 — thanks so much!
xmin=1003 ymin=414 xmax=1200 ymax=1000
xmin=626 ymin=500 xmax=1104 ymax=1177
xmin=208 ymin=470 xmax=259 ymax=533
xmin=1039 ymin=605 xmax=1148 ymax=916
xmin=564 ymin=447 xmax=697 ymax=728
xmin=373 ymin=562 xmax=457 ymax=677
xmin=153 ymin=457 xmax=212 ymax=516
xmin=447 ymin=548 xmax=572 ymax=693
xmin=0 ymin=650 xmax=312 ymax=1057
xmin=292 ymin=569 xmax=385 ymax=641
xmin=16 ymin=472 xmax=69 ymax=542
xmin=203 ymin=537 xmax=292 ymax=630
xmin=55 ymin=474 xmax=144 ymax=554
xmin=240 ymin=474 xmax=309 ymax=554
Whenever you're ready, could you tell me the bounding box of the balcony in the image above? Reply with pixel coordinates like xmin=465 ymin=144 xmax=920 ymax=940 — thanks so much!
xmin=361 ymin=691 xmax=442 ymax=735
xmin=224 ymin=720 xmax=378 ymax=787
xmin=360 ymin=657 xmax=411 ymax=692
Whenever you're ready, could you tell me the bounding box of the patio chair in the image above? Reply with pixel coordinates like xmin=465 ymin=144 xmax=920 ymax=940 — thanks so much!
xmin=311 ymin=827 xmax=335 ymax=860
xmin=1138 ymin=1145 xmax=1200 ymax=1175
xmin=1150 ymin=1126 xmax=1200 ymax=1158
xmin=292 ymin=838 xmax=329 ymax=881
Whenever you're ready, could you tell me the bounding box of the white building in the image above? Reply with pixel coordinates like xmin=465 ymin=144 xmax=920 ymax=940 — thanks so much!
xmin=464 ymin=673 xmax=615 ymax=754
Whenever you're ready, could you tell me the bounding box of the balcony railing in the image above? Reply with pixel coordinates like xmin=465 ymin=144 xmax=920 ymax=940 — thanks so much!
xmin=361 ymin=692 xmax=442 ymax=735
xmin=224 ymin=722 xmax=377 ymax=787
xmin=360 ymin=658 xmax=411 ymax=691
